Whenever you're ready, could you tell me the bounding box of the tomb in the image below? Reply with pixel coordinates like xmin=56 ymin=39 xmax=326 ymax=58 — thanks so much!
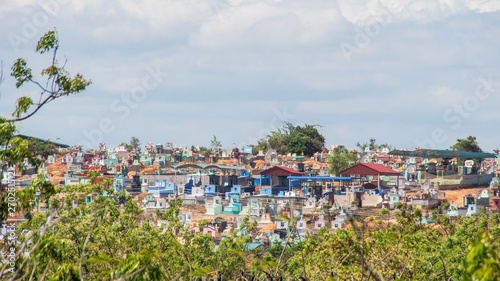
xmin=296 ymin=218 xmax=307 ymax=234
xmin=178 ymin=212 xmax=186 ymax=224
xmin=466 ymin=204 xmax=477 ymax=217
xmin=314 ymin=215 xmax=325 ymax=231
xmin=491 ymin=198 xmax=500 ymax=211
xmin=259 ymin=213 xmax=273 ymax=226
xmin=225 ymin=185 xmax=242 ymax=198
xmin=203 ymin=226 xmax=217 ymax=239
xmin=205 ymin=196 xmax=223 ymax=215
xmin=222 ymin=195 xmax=241 ymax=214
xmin=240 ymin=198 xmax=261 ymax=216
xmin=47 ymin=155 xmax=56 ymax=164
xmin=192 ymin=186 xmax=205 ymax=197
xmin=149 ymin=180 xmax=176 ymax=197
xmin=389 ymin=194 xmax=400 ymax=209
xmin=476 ymin=189 xmax=491 ymax=208
xmin=330 ymin=208 xmax=349 ymax=231
xmin=191 ymin=225 xmax=200 ymax=234
xmin=186 ymin=212 xmax=193 ymax=223
xmin=275 ymin=219 xmax=288 ymax=230
xmin=447 ymin=204 xmax=459 ymax=217
xmin=302 ymin=197 xmax=317 ymax=214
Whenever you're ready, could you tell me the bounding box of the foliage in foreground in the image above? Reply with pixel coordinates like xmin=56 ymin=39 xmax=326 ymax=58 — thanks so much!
xmin=3 ymin=183 xmax=500 ymax=281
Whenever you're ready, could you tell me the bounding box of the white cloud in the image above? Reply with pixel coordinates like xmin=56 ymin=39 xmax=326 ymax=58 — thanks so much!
xmin=1 ymin=0 xmax=500 ymax=151
xmin=118 ymin=0 xmax=210 ymax=29
xmin=337 ymin=0 xmax=500 ymax=25
xmin=191 ymin=1 xmax=346 ymax=48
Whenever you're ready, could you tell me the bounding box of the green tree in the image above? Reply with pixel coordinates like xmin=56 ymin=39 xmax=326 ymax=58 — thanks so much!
xmin=211 ymin=135 xmax=221 ymax=150
xmin=451 ymin=136 xmax=483 ymax=152
xmin=327 ymin=150 xmax=358 ymax=176
xmin=0 ymin=29 xmax=91 ymax=221
xmin=356 ymin=138 xmax=388 ymax=151
xmin=292 ymin=124 xmax=325 ymax=156
xmin=267 ymin=122 xmax=325 ymax=156
xmin=198 ymin=146 xmax=211 ymax=159
xmin=251 ymin=138 xmax=270 ymax=155
xmin=268 ymin=122 xmax=293 ymax=155
xmin=27 ymin=137 xmax=58 ymax=159
xmin=463 ymin=231 xmax=500 ymax=281
xmin=130 ymin=136 xmax=141 ymax=152
xmin=288 ymin=132 xmax=313 ymax=155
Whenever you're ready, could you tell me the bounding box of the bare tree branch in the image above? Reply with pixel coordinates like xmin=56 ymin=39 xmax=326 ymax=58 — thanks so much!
xmin=113 ymin=266 xmax=146 ymax=281
xmin=79 ymin=220 xmax=97 ymax=281
xmin=6 ymin=211 xmax=60 ymax=280
xmin=7 ymin=93 xmax=57 ymax=122
xmin=0 ymin=60 xmax=4 ymax=84
xmin=28 ymin=259 xmax=38 ymax=281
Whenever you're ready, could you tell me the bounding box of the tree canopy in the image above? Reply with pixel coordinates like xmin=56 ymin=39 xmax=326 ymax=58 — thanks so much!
xmin=265 ymin=122 xmax=325 ymax=156
xmin=328 ymin=150 xmax=358 ymax=176
xmin=451 ymin=136 xmax=483 ymax=153
xmin=210 ymin=135 xmax=221 ymax=150
xmin=356 ymin=138 xmax=389 ymax=151
xmin=250 ymin=138 xmax=270 ymax=155
xmin=123 ymin=136 xmax=141 ymax=153
xmin=4 ymin=183 xmax=500 ymax=280
xmin=0 ymin=29 xmax=91 ymax=220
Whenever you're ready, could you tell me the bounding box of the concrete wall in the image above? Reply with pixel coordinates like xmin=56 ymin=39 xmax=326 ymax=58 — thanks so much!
xmin=462 ymin=174 xmax=493 ymax=186
xmin=140 ymin=174 xmax=211 ymax=187
xmin=411 ymin=199 xmax=440 ymax=208
xmin=362 ymin=195 xmax=383 ymax=207
xmin=334 ymin=194 xmax=356 ymax=208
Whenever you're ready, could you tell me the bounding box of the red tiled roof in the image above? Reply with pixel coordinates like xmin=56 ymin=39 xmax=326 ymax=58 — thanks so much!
xmin=340 ymin=163 xmax=400 ymax=176
xmin=260 ymin=166 xmax=303 ymax=176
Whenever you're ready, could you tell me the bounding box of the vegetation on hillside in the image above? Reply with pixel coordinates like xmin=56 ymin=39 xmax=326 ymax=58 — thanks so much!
xmin=3 ymin=185 xmax=500 ymax=280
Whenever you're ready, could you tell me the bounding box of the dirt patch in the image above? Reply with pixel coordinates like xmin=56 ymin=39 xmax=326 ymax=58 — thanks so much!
xmin=138 ymin=165 xmax=161 ymax=175
xmin=252 ymin=160 xmax=267 ymax=167
xmin=259 ymin=223 xmax=277 ymax=233
xmin=441 ymin=188 xmax=485 ymax=206
xmin=46 ymin=163 xmax=68 ymax=186
xmin=302 ymin=160 xmax=323 ymax=166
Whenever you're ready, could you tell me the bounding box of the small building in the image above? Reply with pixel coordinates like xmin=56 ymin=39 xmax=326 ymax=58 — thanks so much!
xmin=447 ymin=204 xmax=459 ymax=217
xmin=466 ymin=204 xmax=477 ymax=217
xmin=205 ymin=196 xmax=223 ymax=215
xmin=222 ymin=195 xmax=241 ymax=214
xmin=275 ymin=219 xmax=288 ymax=230
xmin=203 ymin=226 xmax=217 ymax=239
xmin=313 ymin=215 xmax=325 ymax=232
xmin=296 ymin=217 xmax=307 ymax=234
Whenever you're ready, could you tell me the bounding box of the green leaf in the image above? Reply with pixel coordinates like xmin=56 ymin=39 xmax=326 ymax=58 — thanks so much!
xmin=12 ymin=96 xmax=34 ymax=118
xmin=36 ymin=29 xmax=58 ymax=54
xmin=11 ymin=58 xmax=33 ymax=88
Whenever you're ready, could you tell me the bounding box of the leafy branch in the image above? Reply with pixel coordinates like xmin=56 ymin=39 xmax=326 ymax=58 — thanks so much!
xmin=7 ymin=29 xmax=91 ymax=123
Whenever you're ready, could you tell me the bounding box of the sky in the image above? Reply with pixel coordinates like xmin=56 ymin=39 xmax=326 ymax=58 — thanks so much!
xmin=1 ymin=0 xmax=500 ymax=152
